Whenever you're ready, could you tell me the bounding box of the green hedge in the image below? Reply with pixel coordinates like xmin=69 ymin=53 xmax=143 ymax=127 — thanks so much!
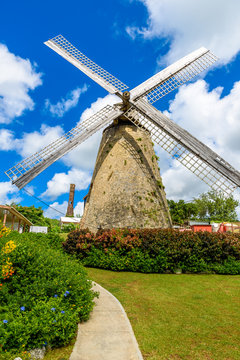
xmin=62 ymin=228 xmax=240 ymax=274
xmin=0 ymin=232 xmax=97 ymax=356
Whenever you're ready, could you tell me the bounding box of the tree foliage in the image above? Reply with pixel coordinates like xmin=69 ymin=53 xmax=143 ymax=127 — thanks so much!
xmin=11 ymin=204 xmax=60 ymax=230
xmin=167 ymin=200 xmax=198 ymax=224
xmin=168 ymin=191 xmax=239 ymax=224
xmin=11 ymin=204 xmax=46 ymax=225
xmin=193 ymin=190 xmax=239 ymax=222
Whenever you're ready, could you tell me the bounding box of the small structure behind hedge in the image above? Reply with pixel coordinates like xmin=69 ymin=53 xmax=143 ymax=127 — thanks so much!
xmin=60 ymin=216 xmax=81 ymax=228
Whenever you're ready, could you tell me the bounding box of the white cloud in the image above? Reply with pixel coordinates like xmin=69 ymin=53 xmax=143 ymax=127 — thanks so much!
xmin=45 ymin=85 xmax=88 ymax=117
xmin=126 ymin=26 xmax=139 ymax=40
xmin=159 ymin=79 xmax=240 ymax=201
xmin=62 ymin=131 xmax=102 ymax=170
xmin=0 ymin=129 xmax=15 ymax=151
xmin=155 ymin=144 xmax=209 ymax=201
xmin=165 ymin=80 xmax=240 ymax=169
xmin=74 ymin=201 xmax=84 ymax=217
xmin=41 ymin=168 xmax=91 ymax=200
xmin=24 ymin=185 xmax=35 ymax=196
xmin=44 ymin=201 xmax=68 ymax=219
xmin=16 ymin=124 xmax=64 ymax=157
xmin=162 ymin=159 xmax=208 ymax=201
xmin=62 ymin=94 xmax=119 ymax=170
xmin=0 ymin=43 xmax=42 ymax=124
xmin=78 ymin=93 xmax=118 ymax=123
xmin=0 ymin=124 xmax=65 ymax=158
xmin=43 ymin=200 xmax=85 ymax=219
xmin=0 ymin=182 xmax=21 ymax=205
xmin=127 ymin=0 xmax=240 ymax=64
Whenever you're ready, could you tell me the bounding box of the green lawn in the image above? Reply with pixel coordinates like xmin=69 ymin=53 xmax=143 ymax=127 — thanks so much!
xmin=87 ymin=268 xmax=240 ymax=360
xmin=43 ymin=338 xmax=75 ymax=360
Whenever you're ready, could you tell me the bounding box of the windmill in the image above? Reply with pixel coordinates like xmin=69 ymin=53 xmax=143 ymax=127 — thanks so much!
xmin=5 ymin=35 xmax=240 ymax=232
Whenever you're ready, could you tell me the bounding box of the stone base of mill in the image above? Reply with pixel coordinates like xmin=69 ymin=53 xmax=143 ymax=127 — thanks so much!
xmin=80 ymin=121 xmax=172 ymax=232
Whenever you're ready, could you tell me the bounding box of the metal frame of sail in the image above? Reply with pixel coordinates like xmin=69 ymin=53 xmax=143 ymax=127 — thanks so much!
xmin=5 ymin=35 xmax=240 ymax=196
xmin=6 ymin=106 xmax=122 ymax=189
xmin=124 ymin=99 xmax=240 ymax=195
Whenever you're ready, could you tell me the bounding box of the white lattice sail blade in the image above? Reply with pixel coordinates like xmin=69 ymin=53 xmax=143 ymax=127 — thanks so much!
xmin=44 ymin=35 xmax=128 ymax=95
xmin=131 ymin=47 xmax=218 ymax=104
xmin=124 ymin=100 xmax=240 ymax=195
xmin=5 ymin=106 xmax=122 ymax=189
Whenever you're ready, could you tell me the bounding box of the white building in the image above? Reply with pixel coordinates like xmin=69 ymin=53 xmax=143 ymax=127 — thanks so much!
xmin=60 ymin=216 xmax=81 ymax=228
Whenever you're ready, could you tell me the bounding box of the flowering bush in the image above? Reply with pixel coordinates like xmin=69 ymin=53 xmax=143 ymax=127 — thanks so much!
xmin=63 ymin=228 xmax=240 ymax=274
xmin=0 ymin=221 xmax=11 ymax=238
xmin=0 ymin=232 xmax=97 ymax=355
xmin=1 ymin=240 xmax=16 ymax=280
xmin=0 ymin=226 xmax=14 ymax=283
xmin=2 ymin=240 xmax=16 ymax=253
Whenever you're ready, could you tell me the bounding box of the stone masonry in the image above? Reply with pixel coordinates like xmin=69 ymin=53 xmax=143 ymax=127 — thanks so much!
xmin=66 ymin=184 xmax=75 ymax=217
xmin=80 ymin=121 xmax=172 ymax=232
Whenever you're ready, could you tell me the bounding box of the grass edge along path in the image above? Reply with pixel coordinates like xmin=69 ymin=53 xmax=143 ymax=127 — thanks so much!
xmin=87 ymin=268 xmax=240 ymax=360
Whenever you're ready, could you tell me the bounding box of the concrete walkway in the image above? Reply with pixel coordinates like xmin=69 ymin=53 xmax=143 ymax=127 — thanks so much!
xmin=69 ymin=282 xmax=144 ymax=360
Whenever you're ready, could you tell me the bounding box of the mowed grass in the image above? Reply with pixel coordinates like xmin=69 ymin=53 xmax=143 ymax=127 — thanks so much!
xmin=87 ymin=268 xmax=240 ymax=360
xmin=43 ymin=338 xmax=75 ymax=360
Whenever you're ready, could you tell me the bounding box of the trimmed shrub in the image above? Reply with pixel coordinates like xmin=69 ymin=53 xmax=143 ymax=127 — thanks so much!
xmin=61 ymin=223 xmax=78 ymax=233
xmin=62 ymin=228 xmax=240 ymax=274
xmin=0 ymin=232 xmax=97 ymax=355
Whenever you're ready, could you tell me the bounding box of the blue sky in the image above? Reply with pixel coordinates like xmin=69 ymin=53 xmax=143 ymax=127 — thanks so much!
xmin=1 ymin=0 xmax=240 ymax=218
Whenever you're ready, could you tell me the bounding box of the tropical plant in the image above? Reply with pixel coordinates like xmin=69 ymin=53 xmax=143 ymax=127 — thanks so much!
xmin=63 ymin=228 xmax=240 ymax=274
xmin=0 ymin=232 xmax=97 ymax=355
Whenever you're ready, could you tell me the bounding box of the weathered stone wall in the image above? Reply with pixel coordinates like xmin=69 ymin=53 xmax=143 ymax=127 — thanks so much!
xmin=80 ymin=122 xmax=172 ymax=232
xmin=66 ymin=184 xmax=75 ymax=217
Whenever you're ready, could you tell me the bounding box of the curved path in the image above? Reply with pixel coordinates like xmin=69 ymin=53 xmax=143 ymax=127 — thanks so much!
xmin=70 ymin=282 xmax=144 ymax=360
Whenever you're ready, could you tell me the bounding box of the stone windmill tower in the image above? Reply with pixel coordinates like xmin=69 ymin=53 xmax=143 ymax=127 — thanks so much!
xmin=5 ymin=35 xmax=240 ymax=232
xmin=81 ymin=119 xmax=171 ymax=230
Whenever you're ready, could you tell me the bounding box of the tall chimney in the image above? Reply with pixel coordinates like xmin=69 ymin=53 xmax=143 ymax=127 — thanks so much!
xmin=66 ymin=184 xmax=75 ymax=217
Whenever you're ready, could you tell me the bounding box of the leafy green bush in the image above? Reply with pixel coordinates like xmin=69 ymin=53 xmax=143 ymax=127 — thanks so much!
xmin=62 ymin=228 xmax=240 ymax=274
xmin=0 ymin=232 xmax=97 ymax=355
xmin=61 ymin=223 xmax=78 ymax=233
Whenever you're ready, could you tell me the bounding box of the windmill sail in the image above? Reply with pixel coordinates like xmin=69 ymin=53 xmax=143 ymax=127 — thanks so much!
xmin=124 ymin=99 xmax=240 ymax=195
xmin=5 ymin=105 xmax=122 ymax=189
xmin=5 ymin=35 xmax=240 ymax=199
xmin=45 ymin=35 xmax=128 ymax=95
xmin=130 ymin=47 xmax=217 ymax=104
